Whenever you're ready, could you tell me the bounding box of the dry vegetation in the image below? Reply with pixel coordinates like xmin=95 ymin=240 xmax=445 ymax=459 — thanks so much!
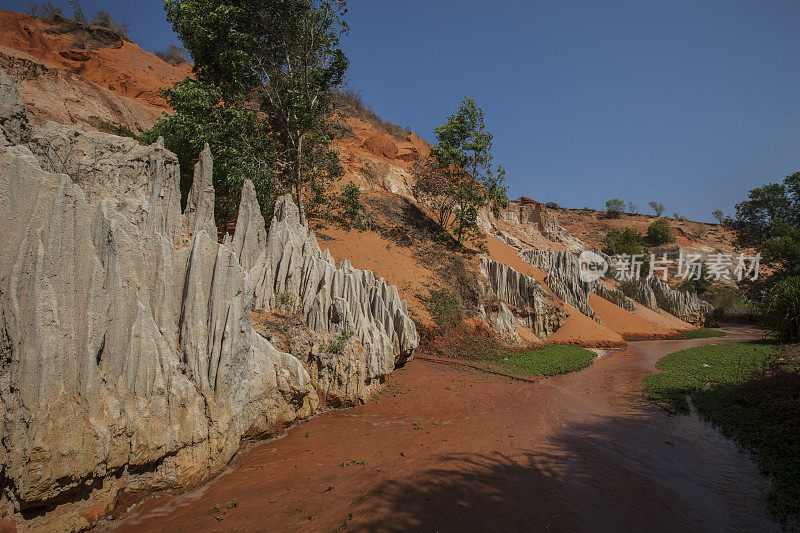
xmin=331 ymin=89 xmax=409 ymax=140
xmin=26 ymin=1 xmax=132 ymax=46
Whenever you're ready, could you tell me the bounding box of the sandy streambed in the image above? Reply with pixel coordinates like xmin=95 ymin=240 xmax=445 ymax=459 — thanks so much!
xmin=109 ymin=326 xmax=777 ymax=532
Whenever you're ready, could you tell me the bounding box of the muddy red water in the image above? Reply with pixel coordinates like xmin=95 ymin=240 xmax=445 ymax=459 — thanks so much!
xmin=109 ymin=327 xmax=778 ymax=532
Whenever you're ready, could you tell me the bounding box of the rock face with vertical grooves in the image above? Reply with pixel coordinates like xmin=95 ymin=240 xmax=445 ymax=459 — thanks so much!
xmin=520 ymin=250 xmax=596 ymax=319
xmin=247 ymin=193 xmax=419 ymax=403
xmin=492 ymin=200 xmax=584 ymax=253
xmin=646 ymin=276 xmax=713 ymax=325
xmin=0 ymin=68 xmax=30 ymax=145
xmin=27 ymin=120 xmax=185 ymax=245
xmin=477 ymin=302 xmax=522 ymax=344
xmin=478 ymin=256 xmax=566 ymax=339
xmin=0 ymin=139 xmax=317 ymax=530
xmin=183 ymin=143 xmax=217 ymax=238
xmin=0 ymin=75 xmax=415 ymax=530
xmin=594 ymin=282 xmax=636 ymax=312
xmin=229 ymin=179 xmax=267 ymax=272
xmin=625 ymin=278 xmax=659 ymax=310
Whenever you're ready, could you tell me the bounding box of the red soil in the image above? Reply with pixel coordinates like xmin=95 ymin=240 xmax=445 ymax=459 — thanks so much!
xmin=110 ymin=328 xmax=776 ymax=532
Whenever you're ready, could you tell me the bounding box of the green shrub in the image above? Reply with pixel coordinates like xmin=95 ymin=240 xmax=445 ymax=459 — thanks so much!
xmin=545 ymin=201 xmax=560 ymax=209
xmin=709 ymin=286 xmax=760 ymax=323
xmin=605 ymin=198 xmax=625 ymax=218
xmin=424 ymin=289 xmax=463 ymax=330
xmin=602 ymin=227 xmax=644 ymax=255
xmin=335 ymin=183 xmax=370 ymax=230
xmin=761 ymin=276 xmax=800 ymax=341
xmin=618 ymin=279 xmax=639 ymax=297
xmin=602 ymin=228 xmax=650 ymax=278
xmin=646 ymin=218 xmax=675 ymax=245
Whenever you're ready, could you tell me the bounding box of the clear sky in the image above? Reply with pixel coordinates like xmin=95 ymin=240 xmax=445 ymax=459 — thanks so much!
xmin=3 ymin=0 xmax=799 ymax=222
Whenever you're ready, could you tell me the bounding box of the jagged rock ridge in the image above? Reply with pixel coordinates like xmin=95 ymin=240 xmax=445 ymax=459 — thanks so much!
xmin=520 ymin=250 xmax=596 ymax=319
xmin=0 ymin=71 xmax=416 ymax=530
xmin=246 ymin=191 xmax=418 ymax=402
xmin=478 ymin=256 xmax=567 ymax=340
xmin=646 ymin=275 xmax=713 ymax=325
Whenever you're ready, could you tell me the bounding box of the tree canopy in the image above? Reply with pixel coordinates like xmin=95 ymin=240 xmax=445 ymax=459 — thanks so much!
xmin=146 ymin=0 xmax=349 ymax=226
xmin=413 ymin=96 xmax=507 ymax=246
xmin=728 ymin=172 xmax=800 ymax=282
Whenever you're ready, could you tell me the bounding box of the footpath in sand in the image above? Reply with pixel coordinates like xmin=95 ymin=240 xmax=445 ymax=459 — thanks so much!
xmin=111 ymin=327 xmax=777 ymax=532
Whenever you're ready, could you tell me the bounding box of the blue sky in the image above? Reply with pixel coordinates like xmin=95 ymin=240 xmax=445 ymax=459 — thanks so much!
xmin=3 ymin=0 xmax=798 ymax=221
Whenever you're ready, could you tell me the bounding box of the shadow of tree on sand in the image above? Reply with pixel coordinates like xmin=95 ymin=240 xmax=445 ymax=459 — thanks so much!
xmin=348 ymin=409 xmax=779 ymax=533
xmin=350 ymin=450 xmax=584 ymax=532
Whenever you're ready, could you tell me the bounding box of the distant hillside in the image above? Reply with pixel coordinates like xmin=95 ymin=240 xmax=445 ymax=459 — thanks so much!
xmin=0 ymin=10 xmax=191 ymax=133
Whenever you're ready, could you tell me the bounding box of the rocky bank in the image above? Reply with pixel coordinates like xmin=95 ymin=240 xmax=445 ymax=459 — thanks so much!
xmin=0 ymin=71 xmax=416 ymax=531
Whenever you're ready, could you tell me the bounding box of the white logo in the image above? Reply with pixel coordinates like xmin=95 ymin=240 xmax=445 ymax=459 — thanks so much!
xmin=579 ymin=251 xmax=608 ymax=283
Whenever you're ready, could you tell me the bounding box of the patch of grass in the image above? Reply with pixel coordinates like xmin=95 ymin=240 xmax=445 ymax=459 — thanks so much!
xmin=643 ymin=342 xmax=777 ymax=412
xmin=497 ymin=345 xmax=597 ymax=377
xmin=680 ymin=328 xmax=726 ymax=339
xmin=644 ymin=342 xmax=799 ymax=526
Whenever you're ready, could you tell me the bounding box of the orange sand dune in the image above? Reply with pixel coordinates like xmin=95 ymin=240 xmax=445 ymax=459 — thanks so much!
xmin=0 ymin=10 xmax=191 ymax=129
xmin=484 ymin=234 xmax=547 ymax=282
xmin=588 ymin=293 xmax=679 ymax=339
xmin=629 ymin=300 xmax=695 ymax=331
xmin=547 ymin=304 xmax=626 ymax=347
xmin=314 ymin=225 xmax=437 ymax=326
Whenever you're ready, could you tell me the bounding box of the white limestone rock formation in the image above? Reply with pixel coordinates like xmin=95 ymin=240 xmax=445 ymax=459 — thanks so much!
xmin=229 ymin=179 xmax=268 ymax=272
xmin=478 ymin=302 xmax=522 ymax=344
xmin=0 ymin=68 xmax=30 ymax=145
xmin=624 ymin=277 xmax=660 ymax=311
xmin=479 ymin=256 xmax=566 ymax=339
xmin=183 ymin=143 xmax=217 ymax=238
xmin=520 ymin=250 xmax=596 ymax=319
xmin=0 ymin=74 xmax=416 ymax=529
xmin=646 ymin=276 xmax=713 ymax=325
xmin=246 ymin=193 xmax=419 ymax=403
xmin=0 ymin=122 xmax=316 ymax=529
xmin=27 ymin=121 xmax=185 ymax=245
xmin=594 ymin=282 xmax=636 ymax=312
xmin=489 ymin=200 xmax=584 ymax=253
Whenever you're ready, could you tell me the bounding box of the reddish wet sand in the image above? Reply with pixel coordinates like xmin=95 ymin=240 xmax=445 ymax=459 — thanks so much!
xmin=110 ymin=327 xmax=778 ymax=532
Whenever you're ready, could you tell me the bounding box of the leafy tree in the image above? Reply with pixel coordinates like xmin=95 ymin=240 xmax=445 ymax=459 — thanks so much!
xmin=728 ymin=172 xmax=800 ymax=282
xmin=605 ymin=198 xmax=625 ymax=218
xmin=646 ymin=218 xmax=675 ymax=245
xmin=602 ymin=227 xmax=650 ymax=278
xmin=157 ymin=0 xmax=349 ymax=225
xmin=602 ymin=227 xmax=645 ymax=256
xmin=334 ymin=183 xmax=370 ymax=230
xmin=414 ymin=96 xmax=508 ymax=245
xmin=141 ymin=79 xmax=281 ymax=224
xmin=712 ymin=209 xmax=725 ymax=224
xmin=627 ymin=201 xmax=638 ymax=214
xmin=649 ymin=201 xmax=665 ymax=217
